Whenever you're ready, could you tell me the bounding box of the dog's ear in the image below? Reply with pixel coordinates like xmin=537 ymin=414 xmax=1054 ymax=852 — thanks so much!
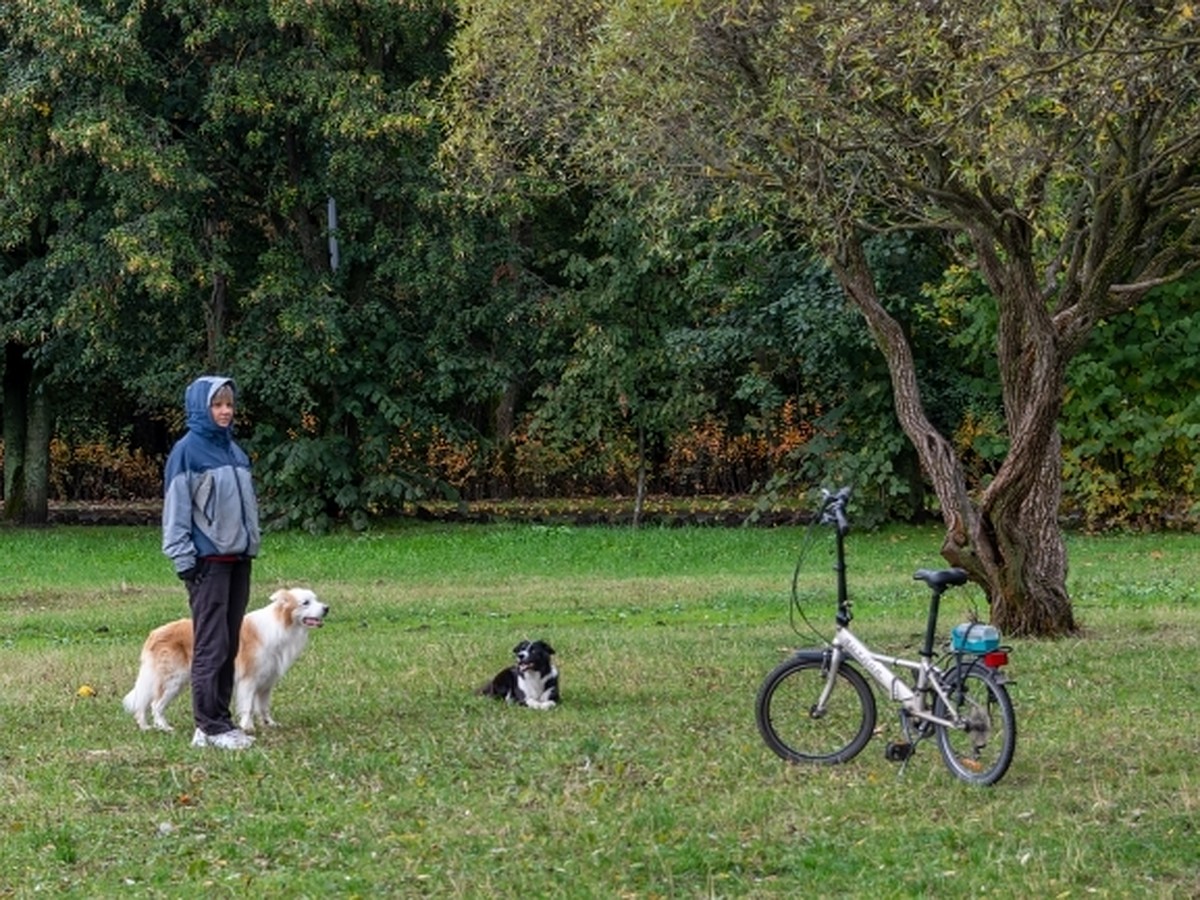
xmin=542 ymin=642 xmax=555 ymax=656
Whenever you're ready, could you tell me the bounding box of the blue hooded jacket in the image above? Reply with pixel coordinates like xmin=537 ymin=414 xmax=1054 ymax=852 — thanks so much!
xmin=161 ymin=376 xmax=261 ymax=575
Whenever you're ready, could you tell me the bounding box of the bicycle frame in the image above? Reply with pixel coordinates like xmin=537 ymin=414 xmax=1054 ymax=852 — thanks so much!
xmin=820 ymin=631 xmax=964 ymax=731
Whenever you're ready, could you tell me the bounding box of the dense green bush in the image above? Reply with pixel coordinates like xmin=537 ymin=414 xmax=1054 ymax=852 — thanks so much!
xmin=1062 ymin=281 xmax=1200 ymax=529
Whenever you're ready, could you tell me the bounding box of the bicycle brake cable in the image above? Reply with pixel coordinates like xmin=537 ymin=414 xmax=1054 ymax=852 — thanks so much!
xmin=788 ymin=512 xmax=831 ymax=644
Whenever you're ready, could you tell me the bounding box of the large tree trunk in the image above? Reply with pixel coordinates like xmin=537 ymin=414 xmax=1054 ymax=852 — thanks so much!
xmin=3 ymin=342 xmax=30 ymax=522
xmin=830 ymin=236 xmax=1077 ymax=638
xmin=22 ymin=379 xmax=52 ymax=526
xmin=975 ymin=433 xmax=1073 ymax=635
xmin=2 ymin=344 xmax=52 ymax=526
xmin=968 ymin=219 xmax=1077 ymax=637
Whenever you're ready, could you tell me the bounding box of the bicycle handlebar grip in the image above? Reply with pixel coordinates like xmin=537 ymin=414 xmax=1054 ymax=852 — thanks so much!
xmin=821 ymin=486 xmax=852 ymax=535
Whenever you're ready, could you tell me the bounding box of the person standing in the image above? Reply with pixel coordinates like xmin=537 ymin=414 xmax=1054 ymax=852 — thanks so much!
xmin=162 ymin=376 xmax=261 ymax=750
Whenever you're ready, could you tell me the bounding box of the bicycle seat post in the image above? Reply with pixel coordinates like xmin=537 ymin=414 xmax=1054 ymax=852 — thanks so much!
xmin=912 ymin=567 xmax=968 ymax=658
xmin=920 ymin=584 xmax=943 ymax=659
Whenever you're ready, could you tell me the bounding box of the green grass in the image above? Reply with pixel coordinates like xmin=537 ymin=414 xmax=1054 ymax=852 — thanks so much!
xmin=1 ymin=522 xmax=1199 ymax=897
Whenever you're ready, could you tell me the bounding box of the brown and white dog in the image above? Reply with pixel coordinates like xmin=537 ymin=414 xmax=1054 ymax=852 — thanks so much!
xmin=123 ymin=587 xmax=329 ymax=733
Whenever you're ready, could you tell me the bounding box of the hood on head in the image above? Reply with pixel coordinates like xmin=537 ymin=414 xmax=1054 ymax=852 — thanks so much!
xmin=185 ymin=376 xmax=236 ymax=441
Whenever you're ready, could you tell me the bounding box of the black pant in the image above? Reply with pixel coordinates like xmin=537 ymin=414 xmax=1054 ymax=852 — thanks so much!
xmin=187 ymin=558 xmax=252 ymax=735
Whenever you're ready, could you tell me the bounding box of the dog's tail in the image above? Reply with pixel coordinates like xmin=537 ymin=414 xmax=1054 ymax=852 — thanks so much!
xmin=477 ymin=680 xmax=498 ymax=697
xmin=122 ymin=654 xmax=155 ymax=716
xmin=121 ymin=682 xmax=144 ymax=714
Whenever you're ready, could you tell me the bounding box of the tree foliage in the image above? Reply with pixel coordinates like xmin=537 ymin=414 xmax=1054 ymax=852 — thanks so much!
xmin=2 ymin=0 xmax=502 ymax=531
xmin=0 ymin=0 xmax=196 ymax=522
xmin=166 ymin=0 xmax=465 ymax=530
xmin=1063 ymin=275 xmax=1200 ymax=526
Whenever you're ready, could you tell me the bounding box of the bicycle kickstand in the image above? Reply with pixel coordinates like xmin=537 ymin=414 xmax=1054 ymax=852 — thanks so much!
xmin=885 ymin=711 xmax=920 ymax=775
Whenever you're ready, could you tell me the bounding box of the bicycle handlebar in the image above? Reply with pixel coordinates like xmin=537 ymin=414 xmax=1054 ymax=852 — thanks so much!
xmin=820 ymin=486 xmax=852 ymax=536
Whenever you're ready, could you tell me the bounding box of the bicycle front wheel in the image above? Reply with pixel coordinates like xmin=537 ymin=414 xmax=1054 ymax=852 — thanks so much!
xmin=934 ymin=662 xmax=1016 ymax=786
xmin=755 ymin=652 xmax=876 ymax=765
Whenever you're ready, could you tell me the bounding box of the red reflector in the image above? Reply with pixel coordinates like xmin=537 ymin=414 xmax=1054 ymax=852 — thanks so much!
xmin=983 ymin=650 xmax=1009 ymax=668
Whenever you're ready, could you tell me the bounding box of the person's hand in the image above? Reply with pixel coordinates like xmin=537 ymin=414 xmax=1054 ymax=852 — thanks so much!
xmin=178 ymin=566 xmax=198 ymax=583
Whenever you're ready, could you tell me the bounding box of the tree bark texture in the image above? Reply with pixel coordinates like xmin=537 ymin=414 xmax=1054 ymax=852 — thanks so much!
xmin=2 ymin=342 xmax=30 ymax=521
xmin=23 ymin=380 xmax=51 ymax=526
xmin=1 ymin=343 xmax=52 ymax=526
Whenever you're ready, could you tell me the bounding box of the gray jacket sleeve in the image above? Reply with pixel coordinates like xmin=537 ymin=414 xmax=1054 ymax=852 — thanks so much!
xmin=162 ymin=469 xmax=196 ymax=574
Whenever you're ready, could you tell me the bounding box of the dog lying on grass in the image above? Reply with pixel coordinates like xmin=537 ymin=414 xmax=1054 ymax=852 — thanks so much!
xmin=479 ymin=639 xmax=560 ymax=709
xmin=123 ymin=587 xmax=328 ymax=733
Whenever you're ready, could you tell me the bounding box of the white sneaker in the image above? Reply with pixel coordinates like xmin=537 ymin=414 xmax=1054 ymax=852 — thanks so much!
xmin=192 ymin=727 xmax=254 ymax=750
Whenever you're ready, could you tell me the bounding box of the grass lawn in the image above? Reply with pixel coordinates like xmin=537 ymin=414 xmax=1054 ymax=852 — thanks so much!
xmin=1 ymin=520 xmax=1198 ymax=897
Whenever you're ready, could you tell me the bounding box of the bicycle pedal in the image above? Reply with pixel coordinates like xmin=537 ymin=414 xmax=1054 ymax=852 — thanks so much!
xmin=885 ymin=741 xmax=915 ymax=763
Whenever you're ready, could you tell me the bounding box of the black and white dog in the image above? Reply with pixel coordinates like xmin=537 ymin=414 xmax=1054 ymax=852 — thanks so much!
xmin=479 ymin=640 xmax=560 ymax=709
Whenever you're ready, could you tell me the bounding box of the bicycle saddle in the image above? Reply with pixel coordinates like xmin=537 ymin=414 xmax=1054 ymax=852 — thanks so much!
xmin=913 ymin=567 xmax=969 ymax=589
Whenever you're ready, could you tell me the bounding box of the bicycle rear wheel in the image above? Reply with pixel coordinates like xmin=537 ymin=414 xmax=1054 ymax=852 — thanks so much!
xmin=934 ymin=662 xmax=1016 ymax=786
xmin=755 ymin=652 xmax=876 ymax=764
